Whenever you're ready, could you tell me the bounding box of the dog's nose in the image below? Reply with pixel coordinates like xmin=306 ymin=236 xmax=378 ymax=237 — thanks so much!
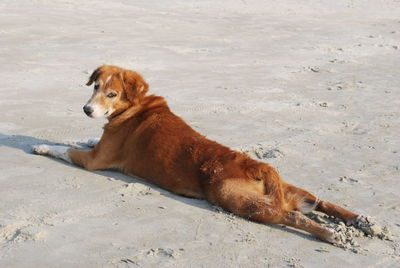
xmin=83 ymin=105 xmax=93 ymax=116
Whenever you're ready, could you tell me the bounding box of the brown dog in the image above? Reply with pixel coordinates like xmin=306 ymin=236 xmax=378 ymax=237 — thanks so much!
xmin=33 ymin=65 xmax=359 ymax=244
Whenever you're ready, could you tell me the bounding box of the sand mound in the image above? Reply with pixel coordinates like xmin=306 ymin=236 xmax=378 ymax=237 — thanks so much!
xmin=307 ymin=212 xmax=391 ymax=253
xmin=239 ymin=143 xmax=284 ymax=160
xmin=0 ymin=222 xmax=47 ymax=243
xmin=353 ymin=215 xmax=392 ymax=240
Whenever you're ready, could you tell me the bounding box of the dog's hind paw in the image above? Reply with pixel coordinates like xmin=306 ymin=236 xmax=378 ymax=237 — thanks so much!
xmin=86 ymin=138 xmax=100 ymax=148
xmin=352 ymin=215 xmax=392 ymax=240
xmin=32 ymin=144 xmax=50 ymax=155
xmin=325 ymin=228 xmax=344 ymax=245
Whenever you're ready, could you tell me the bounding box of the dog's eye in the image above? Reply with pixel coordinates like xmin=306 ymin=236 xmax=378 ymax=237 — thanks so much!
xmin=107 ymin=92 xmax=117 ymax=98
xmin=94 ymin=84 xmax=99 ymax=91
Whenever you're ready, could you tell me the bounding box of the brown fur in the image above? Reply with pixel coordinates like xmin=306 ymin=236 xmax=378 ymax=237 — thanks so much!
xmin=68 ymin=65 xmax=358 ymax=244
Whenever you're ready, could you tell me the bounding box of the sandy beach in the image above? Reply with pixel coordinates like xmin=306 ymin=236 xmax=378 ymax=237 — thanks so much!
xmin=0 ymin=0 xmax=399 ymax=267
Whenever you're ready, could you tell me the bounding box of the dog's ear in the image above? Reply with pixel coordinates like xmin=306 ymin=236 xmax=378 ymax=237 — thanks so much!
xmin=86 ymin=66 xmax=103 ymax=86
xmin=120 ymin=70 xmax=149 ymax=104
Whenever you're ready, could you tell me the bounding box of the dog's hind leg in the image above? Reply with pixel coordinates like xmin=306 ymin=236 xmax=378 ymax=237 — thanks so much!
xmin=207 ymin=179 xmax=341 ymax=244
xmin=316 ymin=200 xmax=359 ymax=225
xmin=280 ymin=210 xmax=341 ymax=244
xmin=284 ymin=184 xmax=358 ymax=224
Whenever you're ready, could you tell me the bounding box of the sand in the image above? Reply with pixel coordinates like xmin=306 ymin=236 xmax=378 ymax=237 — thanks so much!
xmin=1 ymin=0 xmax=399 ymax=267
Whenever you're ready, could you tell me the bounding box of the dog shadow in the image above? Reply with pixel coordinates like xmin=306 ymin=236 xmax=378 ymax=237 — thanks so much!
xmin=0 ymin=132 xmax=319 ymax=243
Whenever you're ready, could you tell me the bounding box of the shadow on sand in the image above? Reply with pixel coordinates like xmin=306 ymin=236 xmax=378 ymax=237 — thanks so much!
xmin=0 ymin=132 xmax=320 ymax=243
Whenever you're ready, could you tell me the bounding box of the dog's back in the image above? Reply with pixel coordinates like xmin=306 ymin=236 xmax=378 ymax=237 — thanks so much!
xmin=111 ymin=94 xmax=234 ymax=199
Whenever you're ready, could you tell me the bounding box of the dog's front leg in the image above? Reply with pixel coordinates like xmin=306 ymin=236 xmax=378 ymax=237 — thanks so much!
xmin=32 ymin=144 xmax=72 ymax=163
xmin=68 ymin=148 xmax=111 ymax=171
xmin=33 ymin=145 xmax=107 ymax=171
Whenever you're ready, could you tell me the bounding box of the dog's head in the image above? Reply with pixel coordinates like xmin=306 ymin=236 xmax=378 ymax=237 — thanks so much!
xmin=83 ymin=65 xmax=149 ymax=118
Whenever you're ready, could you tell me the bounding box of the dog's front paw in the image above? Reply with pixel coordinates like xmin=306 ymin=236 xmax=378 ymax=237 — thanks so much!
xmin=32 ymin=144 xmax=50 ymax=155
xmin=86 ymin=138 xmax=100 ymax=148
